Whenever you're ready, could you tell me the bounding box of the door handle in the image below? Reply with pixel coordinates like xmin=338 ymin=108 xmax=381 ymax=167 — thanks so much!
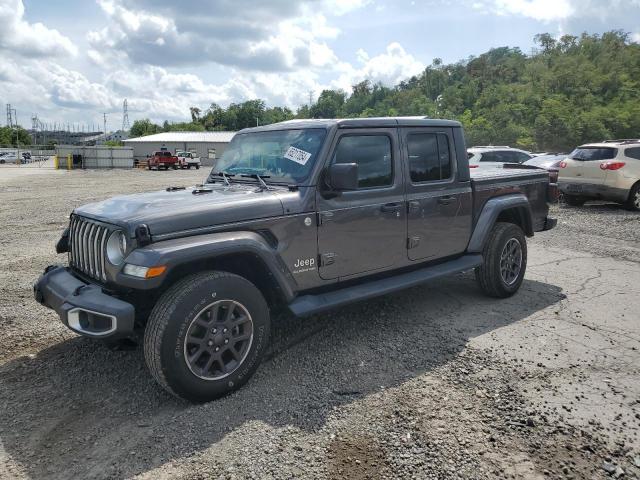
xmin=437 ymin=196 xmax=456 ymax=205
xmin=381 ymin=203 xmax=402 ymax=213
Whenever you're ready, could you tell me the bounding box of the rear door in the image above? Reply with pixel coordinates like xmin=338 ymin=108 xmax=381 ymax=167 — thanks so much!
xmin=401 ymin=128 xmax=473 ymax=261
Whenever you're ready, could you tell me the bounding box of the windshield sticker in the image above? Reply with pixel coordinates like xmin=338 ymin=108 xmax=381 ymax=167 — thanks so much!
xmin=284 ymin=146 xmax=312 ymax=166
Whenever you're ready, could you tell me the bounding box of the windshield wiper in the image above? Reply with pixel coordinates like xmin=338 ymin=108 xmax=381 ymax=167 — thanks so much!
xmin=210 ymin=171 xmax=236 ymax=186
xmin=241 ymin=173 xmax=274 ymax=191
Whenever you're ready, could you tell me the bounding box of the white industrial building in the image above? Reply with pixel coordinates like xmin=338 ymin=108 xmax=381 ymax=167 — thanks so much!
xmin=124 ymin=131 xmax=236 ymax=166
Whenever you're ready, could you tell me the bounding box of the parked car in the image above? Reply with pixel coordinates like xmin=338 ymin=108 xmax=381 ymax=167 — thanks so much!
xmin=467 ymin=146 xmax=533 ymax=169
xmin=558 ymin=140 xmax=640 ymax=210
xmin=176 ymin=151 xmax=201 ymax=169
xmin=35 ymin=117 xmax=556 ymax=402
xmin=523 ymin=154 xmax=566 ymax=183
xmin=148 ymin=151 xmax=179 ymax=170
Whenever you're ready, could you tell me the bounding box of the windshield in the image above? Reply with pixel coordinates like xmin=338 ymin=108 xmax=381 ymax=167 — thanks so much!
xmin=209 ymin=129 xmax=327 ymax=184
xmin=570 ymin=147 xmax=616 ymax=161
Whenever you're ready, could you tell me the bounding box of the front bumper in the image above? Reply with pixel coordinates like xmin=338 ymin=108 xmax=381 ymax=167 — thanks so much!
xmin=34 ymin=265 xmax=135 ymax=338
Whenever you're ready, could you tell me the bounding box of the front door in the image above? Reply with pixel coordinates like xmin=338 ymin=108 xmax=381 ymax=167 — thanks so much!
xmin=401 ymin=128 xmax=473 ymax=261
xmin=316 ymin=129 xmax=406 ymax=280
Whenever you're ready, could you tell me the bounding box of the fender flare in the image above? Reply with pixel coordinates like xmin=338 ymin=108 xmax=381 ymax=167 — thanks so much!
xmin=115 ymin=231 xmax=296 ymax=301
xmin=467 ymin=194 xmax=533 ymax=253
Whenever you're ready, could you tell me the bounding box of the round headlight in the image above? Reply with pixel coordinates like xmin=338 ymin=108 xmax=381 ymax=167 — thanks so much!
xmin=106 ymin=230 xmax=127 ymax=265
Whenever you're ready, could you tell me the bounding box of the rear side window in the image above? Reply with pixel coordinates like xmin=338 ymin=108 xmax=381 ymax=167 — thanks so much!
xmin=513 ymin=152 xmax=532 ymax=163
xmin=480 ymin=151 xmax=523 ymax=163
xmin=570 ymin=148 xmax=617 ymax=161
xmin=625 ymin=147 xmax=640 ymax=160
xmin=333 ymin=135 xmax=392 ymax=189
xmin=407 ymin=133 xmax=452 ymax=182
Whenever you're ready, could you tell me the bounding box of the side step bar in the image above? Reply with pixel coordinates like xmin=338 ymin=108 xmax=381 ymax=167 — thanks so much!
xmin=288 ymin=254 xmax=483 ymax=317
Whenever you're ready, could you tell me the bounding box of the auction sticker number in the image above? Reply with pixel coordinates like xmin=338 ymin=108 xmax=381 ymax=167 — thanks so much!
xmin=284 ymin=146 xmax=312 ymax=166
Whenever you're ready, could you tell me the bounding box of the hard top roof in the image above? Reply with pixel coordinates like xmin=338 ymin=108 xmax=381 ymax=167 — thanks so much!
xmin=240 ymin=116 xmax=461 ymax=133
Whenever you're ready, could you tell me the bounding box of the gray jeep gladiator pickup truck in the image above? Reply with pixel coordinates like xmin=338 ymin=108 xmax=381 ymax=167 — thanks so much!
xmin=34 ymin=117 xmax=557 ymax=402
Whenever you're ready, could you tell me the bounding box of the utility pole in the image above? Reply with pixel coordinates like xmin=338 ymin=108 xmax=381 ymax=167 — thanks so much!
xmin=308 ymin=90 xmax=314 ymax=107
xmin=103 ymin=113 xmax=107 ymax=135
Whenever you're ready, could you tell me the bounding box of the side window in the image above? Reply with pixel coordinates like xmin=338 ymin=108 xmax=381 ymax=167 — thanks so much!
xmin=333 ymin=135 xmax=392 ymax=189
xmin=626 ymin=147 xmax=640 ymax=160
xmin=480 ymin=151 xmax=500 ymax=162
xmin=407 ymin=133 xmax=452 ymax=182
xmin=514 ymin=152 xmax=531 ymax=163
xmin=501 ymin=151 xmax=521 ymax=163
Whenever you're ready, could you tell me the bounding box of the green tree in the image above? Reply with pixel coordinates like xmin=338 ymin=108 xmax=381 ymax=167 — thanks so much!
xmin=0 ymin=126 xmax=31 ymax=146
xmin=129 ymin=119 xmax=161 ymax=138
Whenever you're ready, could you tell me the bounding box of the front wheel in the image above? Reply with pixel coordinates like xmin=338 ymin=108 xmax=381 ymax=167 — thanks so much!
xmin=144 ymin=271 xmax=270 ymax=402
xmin=475 ymin=222 xmax=527 ymax=298
xmin=195 ymin=165 xmax=200 ymax=170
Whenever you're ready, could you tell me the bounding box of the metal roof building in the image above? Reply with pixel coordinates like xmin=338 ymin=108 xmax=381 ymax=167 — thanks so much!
xmin=124 ymin=131 xmax=236 ymax=166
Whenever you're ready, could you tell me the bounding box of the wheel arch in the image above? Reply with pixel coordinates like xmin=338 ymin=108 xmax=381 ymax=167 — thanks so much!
xmin=467 ymin=194 xmax=533 ymax=253
xmin=118 ymin=231 xmax=297 ymax=307
xmin=627 ymin=179 xmax=640 ymax=201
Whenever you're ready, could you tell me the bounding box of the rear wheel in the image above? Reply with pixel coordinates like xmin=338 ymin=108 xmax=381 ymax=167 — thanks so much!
xmin=144 ymin=271 xmax=270 ymax=402
xmin=475 ymin=222 xmax=527 ymax=298
xmin=563 ymin=195 xmax=586 ymax=207
xmin=626 ymin=183 xmax=640 ymax=211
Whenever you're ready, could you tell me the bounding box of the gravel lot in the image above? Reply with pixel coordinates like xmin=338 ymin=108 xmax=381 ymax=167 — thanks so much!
xmin=1 ymin=167 xmax=639 ymax=479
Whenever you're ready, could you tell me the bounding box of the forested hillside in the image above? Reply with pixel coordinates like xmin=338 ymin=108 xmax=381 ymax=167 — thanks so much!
xmin=131 ymin=31 xmax=640 ymax=151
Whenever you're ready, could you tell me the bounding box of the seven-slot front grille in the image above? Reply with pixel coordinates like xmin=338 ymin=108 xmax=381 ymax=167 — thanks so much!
xmin=68 ymin=216 xmax=110 ymax=281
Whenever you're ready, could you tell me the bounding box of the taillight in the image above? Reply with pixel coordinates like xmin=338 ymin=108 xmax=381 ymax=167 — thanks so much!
xmin=559 ymin=161 xmax=567 ymax=168
xmin=469 ymin=165 xmax=479 ymax=168
xmin=600 ymin=161 xmax=626 ymax=171
xmin=547 ymin=183 xmax=559 ymax=202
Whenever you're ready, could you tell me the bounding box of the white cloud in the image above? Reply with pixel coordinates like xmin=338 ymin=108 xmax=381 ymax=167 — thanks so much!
xmin=0 ymin=0 xmax=77 ymax=57
xmin=87 ymin=0 xmax=347 ymax=71
xmin=323 ymin=0 xmax=372 ymax=16
xmin=333 ymin=42 xmax=425 ymax=92
xmin=475 ymin=0 xmax=640 ymax=21
xmin=474 ymin=0 xmax=574 ymax=21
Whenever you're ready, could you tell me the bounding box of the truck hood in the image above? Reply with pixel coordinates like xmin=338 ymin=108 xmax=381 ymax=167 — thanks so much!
xmin=74 ymin=183 xmax=285 ymax=237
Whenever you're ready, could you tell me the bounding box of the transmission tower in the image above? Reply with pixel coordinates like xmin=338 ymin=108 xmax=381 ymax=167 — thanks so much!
xmin=122 ymin=99 xmax=130 ymax=131
xmin=6 ymin=104 xmax=13 ymax=127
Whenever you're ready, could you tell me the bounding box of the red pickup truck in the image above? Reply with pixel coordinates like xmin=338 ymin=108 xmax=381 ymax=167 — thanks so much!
xmin=148 ymin=151 xmax=179 ymax=170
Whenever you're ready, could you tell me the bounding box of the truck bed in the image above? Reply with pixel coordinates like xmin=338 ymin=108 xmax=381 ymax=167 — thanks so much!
xmin=470 ymin=167 xmax=551 ymax=232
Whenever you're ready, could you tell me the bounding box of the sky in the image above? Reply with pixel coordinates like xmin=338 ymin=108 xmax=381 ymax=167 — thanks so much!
xmin=1 ymin=0 xmax=639 ymax=131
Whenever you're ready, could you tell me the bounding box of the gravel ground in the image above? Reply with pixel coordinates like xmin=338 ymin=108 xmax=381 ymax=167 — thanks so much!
xmin=0 ymin=168 xmax=639 ymax=480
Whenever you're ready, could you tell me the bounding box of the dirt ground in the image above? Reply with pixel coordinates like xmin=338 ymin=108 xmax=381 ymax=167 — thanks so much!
xmin=0 ymin=167 xmax=639 ymax=480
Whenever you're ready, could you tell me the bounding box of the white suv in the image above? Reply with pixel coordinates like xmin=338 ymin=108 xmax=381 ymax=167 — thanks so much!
xmin=467 ymin=146 xmax=533 ymax=169
xmin=558 ymin=140 xmax=640 ymax=211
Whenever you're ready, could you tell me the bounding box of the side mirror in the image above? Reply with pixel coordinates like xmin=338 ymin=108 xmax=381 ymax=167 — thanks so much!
xmin=326 ymin=163 xmax=358 ymax=191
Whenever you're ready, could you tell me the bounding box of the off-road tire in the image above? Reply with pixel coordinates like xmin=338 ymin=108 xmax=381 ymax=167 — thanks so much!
xmin=144 ymin=271 xmax=270 ymax=402
xmin=626 ymin=183 xmax=640 ymax=211
xmin=475 ymin=222 xmax=527 ymax=298
xmin=563 ymin=195 xmax=586 ymax=207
